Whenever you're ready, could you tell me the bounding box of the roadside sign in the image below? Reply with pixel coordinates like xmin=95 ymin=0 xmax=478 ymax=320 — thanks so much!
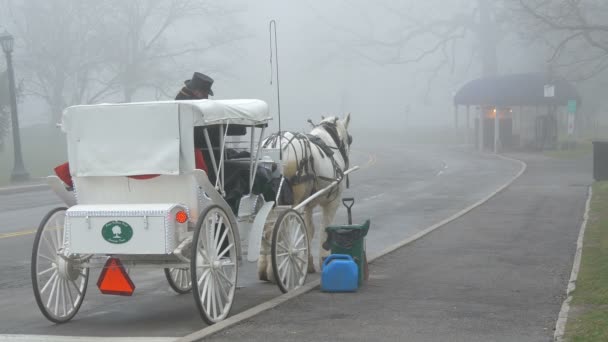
xmin=568 ymin=113 xmax=575 ymax=136
xmin=568 ymin=100 xmax=577 ymax=114
xmin=544 ymin=85 xmax=555 ymax=97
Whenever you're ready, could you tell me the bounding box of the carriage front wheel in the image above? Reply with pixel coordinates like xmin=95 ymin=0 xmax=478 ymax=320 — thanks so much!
xmin=271 ymin=209 xmax=309 ymax=293
xmin=31 ymin=207 xmax=89 ymax=323
xmin=191 ymin=205 xmax=238 ymax=324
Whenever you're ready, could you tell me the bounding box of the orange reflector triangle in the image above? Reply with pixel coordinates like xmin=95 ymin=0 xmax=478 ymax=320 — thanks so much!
xmin=97 ymin=257 xmax=135 ymax=296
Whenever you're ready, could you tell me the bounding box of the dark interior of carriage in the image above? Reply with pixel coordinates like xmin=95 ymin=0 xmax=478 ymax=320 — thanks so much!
xmin=194 ymin=125 xmax=281 ymax=214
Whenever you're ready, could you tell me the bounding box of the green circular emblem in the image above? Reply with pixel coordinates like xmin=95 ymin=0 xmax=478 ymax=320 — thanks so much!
xmin=102 ymin=220 xmax=133 ymax=244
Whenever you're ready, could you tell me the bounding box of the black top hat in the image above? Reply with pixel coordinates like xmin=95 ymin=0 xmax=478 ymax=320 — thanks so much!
xmin=185 ymin=72 xmax=214 ymax=96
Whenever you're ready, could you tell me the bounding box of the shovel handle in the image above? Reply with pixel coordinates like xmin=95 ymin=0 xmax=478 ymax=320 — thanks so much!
xmin=342 ymin=197 xmax=355 ymax=209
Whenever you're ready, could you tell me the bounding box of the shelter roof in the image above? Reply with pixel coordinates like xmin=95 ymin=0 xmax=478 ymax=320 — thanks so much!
xmin=454 ymin=72 xmax=581 ymax=107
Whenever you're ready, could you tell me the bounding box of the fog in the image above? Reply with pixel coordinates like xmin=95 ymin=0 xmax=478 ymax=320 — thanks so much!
xmin=1 ymin=0 xmax=607 ymax=181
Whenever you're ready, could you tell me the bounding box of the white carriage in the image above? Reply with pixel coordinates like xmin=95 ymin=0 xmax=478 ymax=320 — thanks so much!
xmin=31 ymin=99 xmax=357 ymax=325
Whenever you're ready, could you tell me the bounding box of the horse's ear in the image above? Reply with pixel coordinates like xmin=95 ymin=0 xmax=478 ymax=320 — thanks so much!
xmin=321 ymin=115 xmax=325 ymax=120
xmin=344 ymin=113 xmax=351 ymax=129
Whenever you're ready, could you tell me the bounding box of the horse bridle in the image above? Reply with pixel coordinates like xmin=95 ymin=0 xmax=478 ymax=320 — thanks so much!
xmin=319 ymin=121 xmax=351 ymax=170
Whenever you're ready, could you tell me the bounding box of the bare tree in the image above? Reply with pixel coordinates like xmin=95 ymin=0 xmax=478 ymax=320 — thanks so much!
xmin=517 ymin=0 xmax=608 ymax=80
xmin=310 ymin=0 xmax=504 ymax=101
xmin=1 ymin=0 xmax=246 ymax=124
xmin=4 ymin=0 xmax=109 ymax=123
xmin=95 ymin=0 xmax=246 ymax=102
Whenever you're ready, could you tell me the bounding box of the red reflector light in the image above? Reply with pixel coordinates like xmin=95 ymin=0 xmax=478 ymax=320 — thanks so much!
xmin=175 ymin=211 xmax=188 ymax=223
xmin=97 ymin=257 xmax=135 ymax=296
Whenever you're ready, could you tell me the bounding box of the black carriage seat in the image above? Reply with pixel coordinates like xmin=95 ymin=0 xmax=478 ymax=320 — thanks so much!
xmin=194 ymin=124 xmax=275 ymax=214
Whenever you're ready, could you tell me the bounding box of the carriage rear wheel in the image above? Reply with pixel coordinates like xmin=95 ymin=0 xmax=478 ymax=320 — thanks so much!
xmin=31 ymin=207 xmax=89 ymax=323
xmin=164 ymin=268 xmax=192 ymax=294
xmin=271 ymin=209 xmax=309 ymax=293
xmin=191 ymin=205 xmax=238 ymax=324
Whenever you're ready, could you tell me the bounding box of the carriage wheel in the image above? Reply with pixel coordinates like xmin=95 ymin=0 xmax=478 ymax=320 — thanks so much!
xmin=31 ymin=208 xmax=89 ymax=323
xmin=164 ymin=268 xmax=192 ymax=294
xmin=271 ymin=209 xmax=309 ymax=293
xmin=191 ymin=205 xmax=238 ymax=324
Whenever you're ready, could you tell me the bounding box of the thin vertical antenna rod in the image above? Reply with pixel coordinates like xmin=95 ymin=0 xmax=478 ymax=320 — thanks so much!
xmin=269 ymin=19 xmax=282 ymax=161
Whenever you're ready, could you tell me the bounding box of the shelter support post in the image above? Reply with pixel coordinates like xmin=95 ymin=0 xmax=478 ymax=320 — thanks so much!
xmin=494 ymin=108 xmax=500 ymax=154
xmin=478 ymin=108 xmax=484 ymax=151
xmin=466 ymin=106 xmax=470 ymax=145
xmin=454 ymin=106 xmax=459 ymax=129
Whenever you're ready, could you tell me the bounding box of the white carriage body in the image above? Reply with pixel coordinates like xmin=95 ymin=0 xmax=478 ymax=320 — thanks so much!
xmin=59 ymin=99 xmax=271 ymax=258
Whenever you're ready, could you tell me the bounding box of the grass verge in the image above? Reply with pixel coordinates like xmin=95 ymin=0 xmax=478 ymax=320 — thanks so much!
xmin=545 ymin=141 xmax=592 ymax=159
xmin=565 ymin=181 xmax=608 ymax=341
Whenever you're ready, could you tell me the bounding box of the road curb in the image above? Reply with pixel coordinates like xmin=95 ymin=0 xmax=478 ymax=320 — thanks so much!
xmin=553 ymin=186 xmax=592 ymax=342
xmin=0 ymin=183 xmax=48 ymax=195
xmin=178 ymin=154 xmax=528 ymax=342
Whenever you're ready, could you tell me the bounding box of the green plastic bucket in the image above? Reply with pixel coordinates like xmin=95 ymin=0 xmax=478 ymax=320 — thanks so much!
xmin=325 ymin=219 xmax=370 ymax=285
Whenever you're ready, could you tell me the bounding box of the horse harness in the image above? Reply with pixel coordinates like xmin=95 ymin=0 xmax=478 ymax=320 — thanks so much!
xmin=262 ymin=122 xmax=348 ymax=199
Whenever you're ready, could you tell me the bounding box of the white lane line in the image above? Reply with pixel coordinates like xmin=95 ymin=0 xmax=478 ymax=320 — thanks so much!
xmin=0 ymin=335 xmax=176 ymax=342
xmin=436 ymin=161 xmax=447 ymax=176
xmin=553 ymin=186 xmax=592 ymax=342
xmin=178 ymin=155 xmax=527 ymax=342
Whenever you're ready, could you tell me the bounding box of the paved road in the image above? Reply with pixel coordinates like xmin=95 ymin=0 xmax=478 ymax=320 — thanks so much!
xmin=0 ymin=143 xmax=520 ymax=338
xmin=203 ymin=154 xmax=591 ymax=342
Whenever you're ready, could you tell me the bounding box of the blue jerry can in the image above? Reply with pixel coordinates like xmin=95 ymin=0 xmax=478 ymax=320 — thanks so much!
xmin=321 ymin=254 xmax=359 ymax=292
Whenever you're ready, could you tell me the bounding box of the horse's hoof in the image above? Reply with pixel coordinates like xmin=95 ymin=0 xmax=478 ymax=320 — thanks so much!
xmin=307 ymin=264 xmax=316 ymax=274
xmin=258 ymin=270 xmax=268 ymax=282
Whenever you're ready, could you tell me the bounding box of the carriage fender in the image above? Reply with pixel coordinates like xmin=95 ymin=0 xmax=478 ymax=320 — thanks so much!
xmin=247 ymin=201 xmax=275 ymax=262
xmin=47 ymin=176 xmax=77 ymax=207
xmin=192 ymin=170 xmax=243 ymax=262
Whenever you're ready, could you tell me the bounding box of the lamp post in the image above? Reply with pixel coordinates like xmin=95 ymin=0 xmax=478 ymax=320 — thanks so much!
xmin=0 ymin=30 xmax=29 ymax=182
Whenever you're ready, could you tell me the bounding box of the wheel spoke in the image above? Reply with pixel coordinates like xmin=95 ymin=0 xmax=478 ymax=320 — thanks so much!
xmin=292 ymin=256 xmax=303 ymax=279
xmin=46 ymin=275 xmax=59 ymax=308
xmin=197 ymin=245 xmax=210 ymax=263
xmin=42 ymin=235 xmax=56 ymax=254
xmin=38 ymin=265 xmax=57 ymax=277
xmin=210 ymin=275 xmax=217 ymax=319
xmin=213 ymin=216 xmax=223 ymax=251
xmin=41 ymin=271 xmax=58 ymax=294
xmin=60 ymin=279 xmax=67 ymax=316
xmin=214 ymin=275 xmax=228 ymax=308
xmin=275 ymin=252 xmax=289 ymax=257
xmin=38 ymin=253 xmax=55 ymax=264
xmin=216 ymin=268 xmax=234 ymax=288
xmin=69 ymin=278 xmax=83 ymax=297
xmin=197 ymin=268 xmax=211 ymax=287
xmin=294 ymin=254 xmax=308 ymax=265
xmin=216 ymin=243 xmax=234 ymax=259
xmin=277 ymin=255 xmax=289 ymax=272
xmin=53 ymin=275 xmax=61 ymax=315
xmin=215 ymin=225 xmax=228 ymax=253
xmin=293 ymin=231 xmax=305 ymax=249
xmin=276 ymin=242 xmax=289 ymax=252
xmin=284 ymin=262 xmax=291 ymax=288
xmin=65 ymin=279 xmax=75 ymax=312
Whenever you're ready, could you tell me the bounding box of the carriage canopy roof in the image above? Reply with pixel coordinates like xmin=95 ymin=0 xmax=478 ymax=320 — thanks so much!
xmin=62 ymin=99 xmax=271 ymax=128
xmin=61 ymin=99 xmax=270 ymax=177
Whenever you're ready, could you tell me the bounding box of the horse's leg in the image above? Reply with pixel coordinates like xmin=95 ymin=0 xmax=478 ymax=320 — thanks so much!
xmin=257 ymin=221 xmax=273 ymax=282
xmin=303 ymin=204 xmax=316 ymax=273
xmin=319 ymin=199 xmax=340 ymax=270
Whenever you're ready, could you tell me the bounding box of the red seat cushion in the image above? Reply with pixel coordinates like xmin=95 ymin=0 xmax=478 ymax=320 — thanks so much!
xmin=54 ymin=162 xmax=73 ymax=188
xmin=194 ymin=148 xmax=208 ymax=173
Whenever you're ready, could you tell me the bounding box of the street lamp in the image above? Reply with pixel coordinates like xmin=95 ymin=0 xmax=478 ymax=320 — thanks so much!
xmin=0 ymin=30 xmax=29 ymax=182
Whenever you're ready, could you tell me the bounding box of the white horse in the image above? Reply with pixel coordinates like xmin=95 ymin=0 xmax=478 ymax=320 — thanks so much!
xmin=258 ymin=114 xmax=352 ymax=282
